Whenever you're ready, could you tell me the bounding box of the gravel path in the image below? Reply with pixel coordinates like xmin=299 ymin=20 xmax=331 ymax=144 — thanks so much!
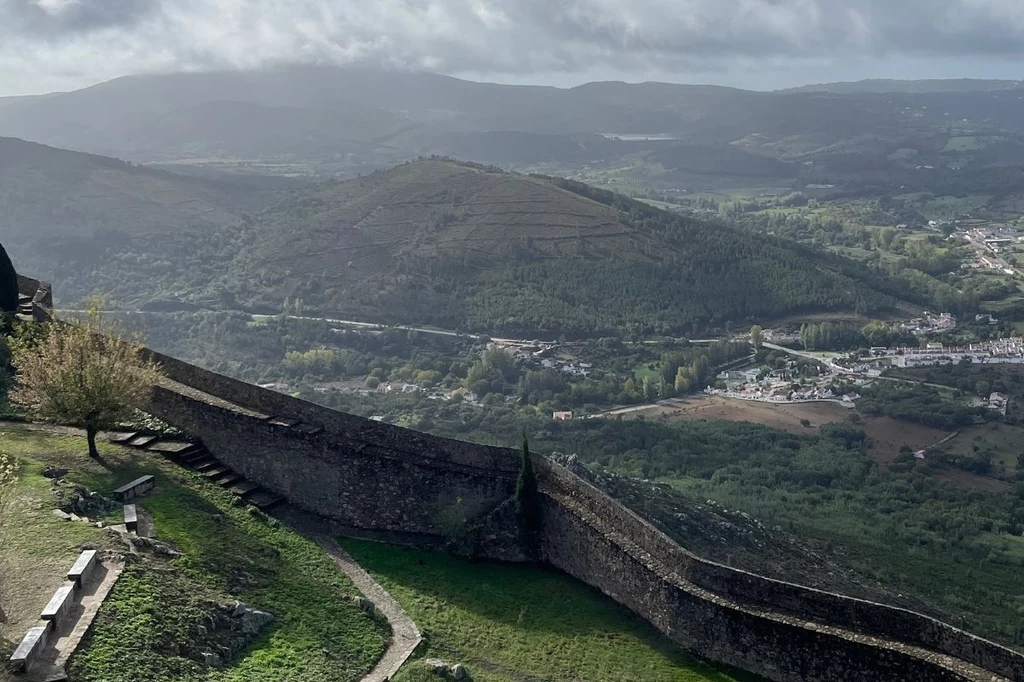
xmin=312 ymin=535 xmax=422 ymax=682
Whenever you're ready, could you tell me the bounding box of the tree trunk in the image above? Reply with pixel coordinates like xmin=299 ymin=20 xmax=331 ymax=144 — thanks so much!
xmin=86 ymin=426 xmax=99 ymax=459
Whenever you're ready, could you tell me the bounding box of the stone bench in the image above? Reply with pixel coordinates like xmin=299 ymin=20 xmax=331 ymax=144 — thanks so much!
xmin=40 ymin=582 xmax=76 ymax=624
xmin=66 ymin=549 xmax=99 ymax=588
xmin=123 ymin=505 xmax=138 ymax=533
xmin=114 ymin=474 xmax=155 ymax=502
xmin=7 ymin=623 xmax=50 ymax=673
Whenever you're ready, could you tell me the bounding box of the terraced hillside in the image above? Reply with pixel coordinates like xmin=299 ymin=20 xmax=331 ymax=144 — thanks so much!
xmin=222 ymin=159 xmax=911 ymax=336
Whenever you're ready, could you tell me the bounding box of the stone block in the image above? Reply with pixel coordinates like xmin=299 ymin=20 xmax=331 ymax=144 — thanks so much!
xmin=114 ymin=474 xmax=155 ymax=502
xmin=66 ymin=549 xmax=99 ymax=587
xmin=8 ymin=625 xmax=49 ymax=673
xmin=40 ymin=582 xmax=76 ymax=624
xmin=124 ymin=505 xmax=139 ymax=533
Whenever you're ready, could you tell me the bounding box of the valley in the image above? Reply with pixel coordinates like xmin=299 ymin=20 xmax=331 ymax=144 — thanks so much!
xmin=5 ymin=65 xmax=1024 ymax=682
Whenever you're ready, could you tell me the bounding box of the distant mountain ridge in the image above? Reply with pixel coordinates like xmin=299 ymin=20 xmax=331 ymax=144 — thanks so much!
xmin=4 ymin=67 xmax=1024 ymax=175
xmin=779 ymin=78 xmax=1024 ymax=94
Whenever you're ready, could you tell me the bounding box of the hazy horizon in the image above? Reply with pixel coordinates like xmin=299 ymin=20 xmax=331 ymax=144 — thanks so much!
xmin=3 ymin=0 xmax=1024 ymax=98
xmin=2 ymin=60 xmax=1023 ymax=101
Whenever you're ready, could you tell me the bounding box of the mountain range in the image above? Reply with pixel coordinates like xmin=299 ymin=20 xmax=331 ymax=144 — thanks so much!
xmin=4 ymin=67 xmax=1024 ymax=183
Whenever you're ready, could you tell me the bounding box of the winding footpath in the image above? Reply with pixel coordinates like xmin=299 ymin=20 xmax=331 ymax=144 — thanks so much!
xmin=311 ymin=535 xmax=422 ymax=682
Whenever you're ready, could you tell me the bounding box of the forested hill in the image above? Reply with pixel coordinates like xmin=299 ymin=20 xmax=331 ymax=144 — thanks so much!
xmin=217 ymin=159 xmax=910 ymax=336
xmin=0 ymin=142 xmax=915 ymax=336
xmin=0 ymin=136 xmax=285 ymax=299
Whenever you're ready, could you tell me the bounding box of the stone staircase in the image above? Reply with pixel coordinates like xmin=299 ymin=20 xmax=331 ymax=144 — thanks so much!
xmin=16 ymin=293 xmax=36 ymax=321
xmin=109 ymin=433 xmax=284 ymax=511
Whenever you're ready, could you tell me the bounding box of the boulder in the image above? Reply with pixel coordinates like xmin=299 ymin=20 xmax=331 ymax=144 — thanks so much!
xmin=231 ymin=602 xmax=274 ymax=635
xmin=42 ymin=467 xmax=68 ymax=480
xmin=451 ymin=663 xmax=468 ymax=680
xmin=202 ymin=652 xmax=222 ymax=668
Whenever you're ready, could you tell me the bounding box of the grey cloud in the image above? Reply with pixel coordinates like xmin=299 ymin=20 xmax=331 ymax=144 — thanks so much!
xmin=2 ymin=0 xmax=1024 ymax=95
xmin=2 ymin=0 xmax=159 ymax=37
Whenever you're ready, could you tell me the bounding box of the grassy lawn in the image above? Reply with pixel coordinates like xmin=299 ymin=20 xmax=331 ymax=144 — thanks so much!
xmin=342 ymin=539 xmax=762 ymax=682
xmin=634 ymin=362 xmax=662 ymax=382
xmin=0 ymin=425 xmax=386 ymax=682
xmin=0 ymin=428 xmax=114 ymax=652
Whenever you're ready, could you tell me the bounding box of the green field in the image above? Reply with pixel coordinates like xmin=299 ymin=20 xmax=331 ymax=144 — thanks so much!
xmin=634 ymin=362 xmax=662 ymax=381
xmin=0 ymin=425 xmax=387 ymax=682
xmin=342 ymin=539 xmax=761 ymax=682
xmin=938 ymin=423 xmax=1024 ymax=474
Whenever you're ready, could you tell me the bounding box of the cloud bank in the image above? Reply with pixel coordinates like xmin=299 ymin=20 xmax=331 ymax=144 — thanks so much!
xmin=2 ymin=0 xmax=1024 ymax=95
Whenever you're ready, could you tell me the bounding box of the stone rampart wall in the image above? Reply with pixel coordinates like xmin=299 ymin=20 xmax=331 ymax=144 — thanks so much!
xmin=14 ymin=276 xmax=1024 ymax=681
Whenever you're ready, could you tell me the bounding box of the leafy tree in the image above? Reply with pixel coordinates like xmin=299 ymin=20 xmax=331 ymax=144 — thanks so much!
xmin=11 ymin=308 xmax=163 ymax=459
xmin=0 ymin=241 xmax=17 ymax=315
xmin=750 ymin=325 xmax=763 ymax=350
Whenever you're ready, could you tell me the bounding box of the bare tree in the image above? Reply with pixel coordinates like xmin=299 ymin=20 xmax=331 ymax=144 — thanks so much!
xmin=10 ymin=308 xmax=162 ymax=458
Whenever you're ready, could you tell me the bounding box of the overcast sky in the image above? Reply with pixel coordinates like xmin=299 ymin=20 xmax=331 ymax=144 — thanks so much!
xmin=2 ymin=0 xmax=1024 ymax=97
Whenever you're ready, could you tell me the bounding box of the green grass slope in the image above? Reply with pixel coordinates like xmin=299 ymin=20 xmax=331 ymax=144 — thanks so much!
xmin=0 ymin=425 xmax=386 ymax=682
xmin=342 ymin=539 xmax=762 ymax=682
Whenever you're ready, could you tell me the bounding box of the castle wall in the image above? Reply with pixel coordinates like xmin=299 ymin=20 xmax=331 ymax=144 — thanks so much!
xmin=14 ymin=276 xmax=1024 ymax=681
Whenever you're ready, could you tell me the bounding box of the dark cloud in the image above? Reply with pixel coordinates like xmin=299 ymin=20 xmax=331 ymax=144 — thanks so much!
xmin=2 ymin=0 xmax=1024 ymax=95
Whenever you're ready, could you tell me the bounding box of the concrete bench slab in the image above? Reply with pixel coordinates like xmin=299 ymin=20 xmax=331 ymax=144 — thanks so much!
xmin=41 ymin=583 xmax=76 ymax=623
xmin=114 ymin=475 xmax=155 ymax=502
xmin=66 ymin=550 xmax=99 ymax=588
xmin=124 ymin=505 xmax=138 ymax=533
xmin=8 ymin=625 xmax=49 ymax=673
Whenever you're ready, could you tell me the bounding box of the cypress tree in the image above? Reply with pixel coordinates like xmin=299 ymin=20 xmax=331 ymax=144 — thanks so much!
xmin=515 ymin=436 xmax=541 ymax=555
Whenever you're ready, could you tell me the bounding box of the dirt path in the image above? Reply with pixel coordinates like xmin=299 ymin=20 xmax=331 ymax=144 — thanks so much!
xmin=311 ymin=535 xmax=421 ymax=682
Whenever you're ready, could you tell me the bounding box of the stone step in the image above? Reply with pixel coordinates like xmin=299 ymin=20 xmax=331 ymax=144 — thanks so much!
xmin=247 ymin=491 xmax=283 ymax=510
xmin=229 ymin=481 xmax=260 ymax=497
xmin=181 ymin=449 xmax=211 ymax=464
xmin=193 ymin=459 xmax=220 ymax=472
xmin=201 ymin=466 xmax=230 ymax=479
xmin=145 ymin=441 xmax=198 ymax=457
xmin=293 ymin=423 xmax=324 ymax=436
xmin=106 ymin=431 xmax=138 ymax=444
xmin=126 ymin=434 xmax=159 ymax=448
xmin=212 ymin=472 xmax=242 ymax=487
